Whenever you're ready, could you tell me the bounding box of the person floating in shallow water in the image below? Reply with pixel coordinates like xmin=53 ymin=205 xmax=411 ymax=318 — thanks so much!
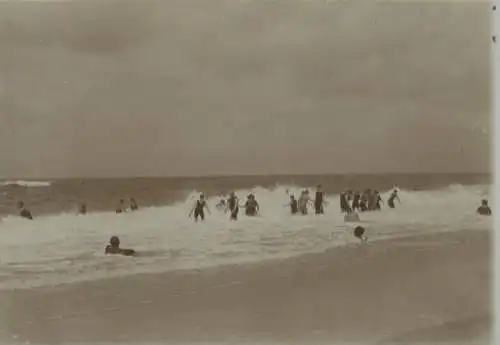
xmin=476 ymin=199 xmax=492 ymax=216
xmin=17 ymin=201 xmax=33 ymax=220
xmin=387 ymin=190 xmax=400 ymax=209
xmin=314 ymin=185 xmax=326 ymax=215
xmin=225 ymin=191 xmax=239 ymax=220
xmin=285 ymin=194 xmax=299 ymax=215
xmin=116 ymin=199 xmax=125 ymax=214
xmin=78 ymin=201 xmax=87 ymax=215
xmin=353 ymin=226 xmax=368 ymax=243
xmin=189 ymin=193 xmax=210 ymax=221
xmin=105 ymin=236 xmax=135 ymax=256
xmin=244 ymin=193 xmax=259 ymax=216
xmin=130 ymin=198 xmax=138 ymax=211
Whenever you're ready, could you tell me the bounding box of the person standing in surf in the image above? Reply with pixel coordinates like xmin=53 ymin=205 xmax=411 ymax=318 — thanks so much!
xmin=351 ymin=191 xmax=361 ymax=211
xmin=285 ymin=194 xmax=299 ymax=215
xmin=298 ymin=189 xmax=312 ymax=215
xmin=130 ymin=198 xmax=139 ymax=211
xmin=189 ymin=193 xmax=210 ymax=221
xmin=387 ymin=189 xmax=400 ymax=209
xmin=374 ymin=191 xmax=383 ymax=211
xmin=116 ymin=199 xmax=126 ymax=213
xmin=340 ymin=192 xmax=352 ymax=213
xmin=226 ymin=191 xmax=240 ymax=220
xmin=244 ymin=193 xmax=259 ymax=216
xmin=78 ymin=201 xmax=87 ymax=215
xmin=476 ymin=199 xmax=492 ymax=216
xmin=314 ymin=184 xmax=325 ymax=215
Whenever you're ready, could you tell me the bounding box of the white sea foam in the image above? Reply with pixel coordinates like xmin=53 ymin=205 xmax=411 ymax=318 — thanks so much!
xmin=0 ymin=184 xmax=491 ymax=290
xmin=1 ymin=180 xmax=52 ymax=187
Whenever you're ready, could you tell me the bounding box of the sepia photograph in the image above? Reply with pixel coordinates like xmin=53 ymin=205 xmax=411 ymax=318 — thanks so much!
xmin=0 ymin=0 xmax=493 ymax=343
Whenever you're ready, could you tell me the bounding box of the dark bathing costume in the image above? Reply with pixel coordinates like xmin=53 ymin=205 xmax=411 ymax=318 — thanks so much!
xmin=228 ymin=195 xmax=239 ymax=220
xmin=388 ymin=192 xmax=397 ymax=208
xmin=290 ymin=199 xmax=298 ymax=214
xmin=20 ymin=208 xmax=33 ymax=220
xmin=245 ymin=198 xmax=258 ymax=216
xmin=194 ymin=199 xmax=206 ymax=221
xmin=314 ymin=191 xmax=324 ymax=214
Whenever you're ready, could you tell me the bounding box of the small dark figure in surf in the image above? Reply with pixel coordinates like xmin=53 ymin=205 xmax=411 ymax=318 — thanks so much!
xmin=367 ymin=189 xmax=378 ymax=211
xmin=189 ymin=193 xmax=210 ymax=221
xmin=351 ymin=191 xmax=361 ymax=211
xmin=286 ymin=194 xmax=299 ymax=215
xmin=298 ymin=189 xmax=312 ymax=215
xmin=340 ymin=192 xmax=352 ymax=213
xmin=387 ymin=190 xmax=400 ymax=209
xmin=476 ymin=199 xmax=492 ymax=216
xmin=244 ymin=194 xmax=259 ymax=216
xmin=129 ymin=198 xmax=138 ymax=211
xmin=216 ymin=198 xmax=226 ymax=210
xmin=116 ymin=199 xmax=125 ymax=214
xmin=359 ymin=199 xmax=368 ymax=212
xmin=314 ymin=185 xmax=325 ymax=215
xmin=78 ymin=202 xmax=87 ymax=215
xmin=374 ymin=191 xmax=383 ymax=211
xmin=226 ymin=191 xmax=239 ymax=220
xmin=353 ymin=226 xmax=368 ymax=243
xmin=105 ymin=236 xmax=136 ymax=256
xmin=17 ymin=201 xmax=33 ymax=220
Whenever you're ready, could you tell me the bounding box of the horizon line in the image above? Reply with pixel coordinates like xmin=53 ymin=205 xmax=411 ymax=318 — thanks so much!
xmin=0 ymin=171 xmax=492 ymax=181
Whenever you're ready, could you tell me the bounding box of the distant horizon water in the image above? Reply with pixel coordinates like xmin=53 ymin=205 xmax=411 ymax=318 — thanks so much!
xmin=0 ymin=171 xmax=493 ymax=180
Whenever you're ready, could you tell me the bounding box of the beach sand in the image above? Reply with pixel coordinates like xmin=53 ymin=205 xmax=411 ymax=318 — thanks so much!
xmin=0 ymin=230 xmax=491 ymax=344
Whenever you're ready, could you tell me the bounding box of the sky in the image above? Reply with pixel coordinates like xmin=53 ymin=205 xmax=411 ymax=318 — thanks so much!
xmin=0 ymin=0 xmax=492 ymax=178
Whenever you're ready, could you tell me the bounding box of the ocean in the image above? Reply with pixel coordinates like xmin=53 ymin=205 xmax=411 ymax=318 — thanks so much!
xmin=0 ymin=173 xmax=492 ymax=290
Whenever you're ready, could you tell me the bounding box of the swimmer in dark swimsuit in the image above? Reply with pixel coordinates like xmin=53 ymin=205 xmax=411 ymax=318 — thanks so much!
xmin=352 ymin=191 xmax=361 ymax=211
xmin=116 ymin=199 xmax=125 ymax=214
xmin=353 ymin=226 xmax=368 ymax=243
xmin=314 ymin=185 xmax=325 ymax=215
xmin=340 ymin=192 xmax=352 ymax=213
xmin=387 ymin=190 xmax=400 ymax=209
xmin=105 ymin=236 xmax=136 ymax=256
xmin=17 ymin=201 xmax=33 ymax=220
xmin=130 ymin=198 xmax=138 ymax=211
xmin=244 ymin=194 xmax=259 ymax=216
xmin=287 ymin=194 xmax=298 ymax=215
xmin=374 ymin=191 xmax=383 ymax=211
xmin=477 ymin=199 xmax=492 ymax=216
xmin=189 ymin=194 xmax=210 ymax=221
xmin=78 ymin=201 xmax=87 ymax=215
xmin=226 ymin=192 xmax=239 ymax=220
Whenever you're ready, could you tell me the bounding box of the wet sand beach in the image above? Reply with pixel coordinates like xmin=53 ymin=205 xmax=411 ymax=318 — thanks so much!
xmin=0 ymin=229 xmax=491 ymax=344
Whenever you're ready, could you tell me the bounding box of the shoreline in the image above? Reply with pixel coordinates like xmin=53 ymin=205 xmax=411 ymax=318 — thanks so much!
xmin=0 ymin=229 xmax=491 ymax=343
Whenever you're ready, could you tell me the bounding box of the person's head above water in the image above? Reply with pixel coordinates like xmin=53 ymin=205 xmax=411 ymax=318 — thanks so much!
xmin=109 ymin=236 xmax=120 ymax=248
xmin=481 ymin=199 xmax=488 ymax=206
